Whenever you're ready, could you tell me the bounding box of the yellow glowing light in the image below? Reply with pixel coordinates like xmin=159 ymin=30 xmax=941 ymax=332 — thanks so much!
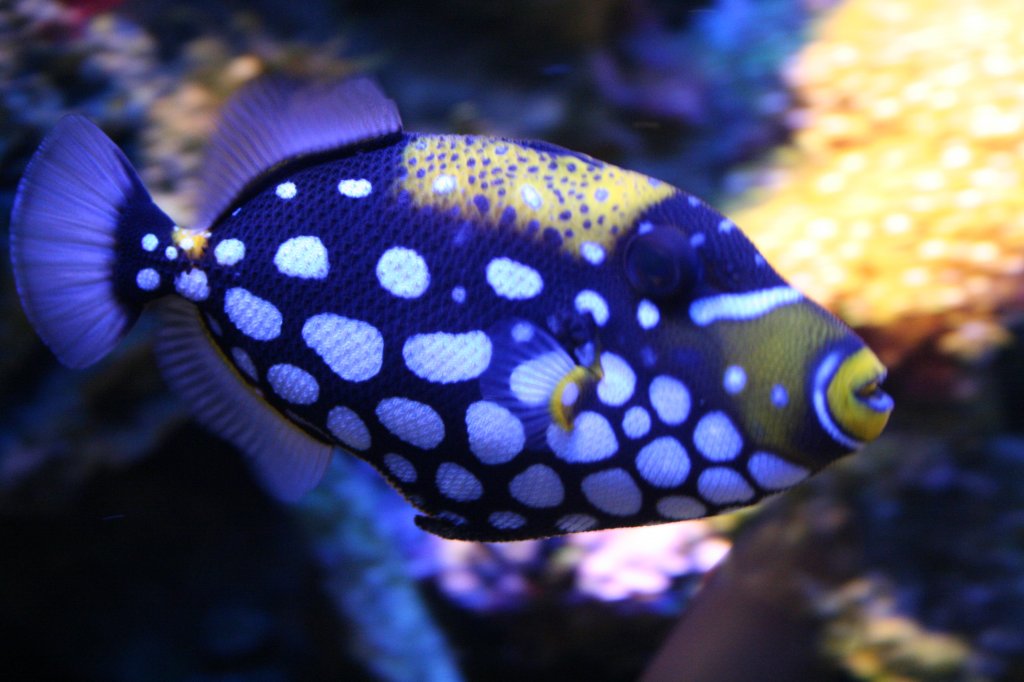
xmin=171 ymin=226 xmax=210 ymax=260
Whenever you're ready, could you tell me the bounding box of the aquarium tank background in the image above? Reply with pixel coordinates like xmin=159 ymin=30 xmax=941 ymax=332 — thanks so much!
xmin=2 ymin=0 xmax=1024 ymax=680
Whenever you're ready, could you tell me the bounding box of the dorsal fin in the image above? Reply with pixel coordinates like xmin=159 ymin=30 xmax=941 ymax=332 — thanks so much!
xmin=194 ymin=76 xmax=403 ymax=230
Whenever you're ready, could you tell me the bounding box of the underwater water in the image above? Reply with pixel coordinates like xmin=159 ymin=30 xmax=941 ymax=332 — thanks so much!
xmin=2 ymin=0 xmax=1024 ymax=680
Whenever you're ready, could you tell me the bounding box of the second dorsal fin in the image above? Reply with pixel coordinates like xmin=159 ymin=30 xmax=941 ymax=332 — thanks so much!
xmin=194 ymin=76 xmax=403 ymax=230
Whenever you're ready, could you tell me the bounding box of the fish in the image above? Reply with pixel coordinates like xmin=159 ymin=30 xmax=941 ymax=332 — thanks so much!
xmin=9 ymin=77 xmax=893 ymax=541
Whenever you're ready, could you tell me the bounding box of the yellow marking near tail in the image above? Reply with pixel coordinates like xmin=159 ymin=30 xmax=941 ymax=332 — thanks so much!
xmin=172 ymin=226 xmax=211 ymax=260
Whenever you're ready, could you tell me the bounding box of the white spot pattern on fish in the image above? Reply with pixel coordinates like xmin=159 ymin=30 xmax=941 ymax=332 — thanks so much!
xmin=649 ymin=376 xmax=690 ymax=426
xmin=174 ymin=269 xmax=209 ymax=301
xmin=276 ymin=181 xmax=297 ymax=199
xmin=402 ymin=331 xmax=492 ymax=383
xmin=376 ymin=246 xmax=430 ymax=299
xmin=302 ymin=313 xmax=383 ymax=382
xmin=693 ymin=411 xmax=743 ymax=462
xmin=274 ymin=236 xmax=329 ymax=279
xmin=224 ymin=288 xmax=282 ymax=341
xmin=136 ymin=268 xmax=159 ymax=291
xmin=327 ymin=405 xmax=372 ymax=451
xmin=582 ymin=469 xmax=642 ymax=516
xmin=267 ymin=363 xmax=319 ymax=405
xmin=574 ymin=290 xmax=609 ymax=327
xmin=215 ymin=239 xmax=245 ymax=266
xmin=376 ymin=397 xmax=445 ymax=449
xmin=509 ymin=464 xmax=564 ymax=508
xmin=337 ymin=178 xmax=372 ymax=198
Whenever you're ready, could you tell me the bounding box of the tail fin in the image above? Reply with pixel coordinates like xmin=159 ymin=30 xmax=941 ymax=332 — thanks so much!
xmin=10 ymin=115 xmax=171 ymax=368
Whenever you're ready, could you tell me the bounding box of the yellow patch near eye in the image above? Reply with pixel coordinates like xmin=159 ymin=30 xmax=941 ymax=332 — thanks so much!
xmin=826 ymin=347 xmax=892 ymax=443
xmin=549 ymin=364 xmax=601 ymax=432
xmin=397 ymin=135 xmax=675 ymax=259
xmin=172 ymin=226 xmax=211 ymax=260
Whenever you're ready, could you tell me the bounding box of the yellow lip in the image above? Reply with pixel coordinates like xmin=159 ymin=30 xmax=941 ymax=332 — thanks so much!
xmin=826 ymin=347 xmax=894 ymax=443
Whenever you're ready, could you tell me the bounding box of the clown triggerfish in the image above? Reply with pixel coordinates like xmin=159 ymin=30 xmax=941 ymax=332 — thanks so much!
xmin=10 ymin=78 xmax=893 ymax=541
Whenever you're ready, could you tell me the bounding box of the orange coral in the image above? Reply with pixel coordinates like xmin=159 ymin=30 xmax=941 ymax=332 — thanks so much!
xmin=731 ymin=0 xmax=1024 ymax=363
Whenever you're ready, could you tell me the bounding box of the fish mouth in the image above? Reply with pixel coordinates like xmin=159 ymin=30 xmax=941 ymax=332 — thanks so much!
xmin=852 ymin=368 xmax=894 ymax=414
xmin=824 ymin=346 xmax=894 ymax=444
xmin=815 ymin=346 xmax=897 ymax=446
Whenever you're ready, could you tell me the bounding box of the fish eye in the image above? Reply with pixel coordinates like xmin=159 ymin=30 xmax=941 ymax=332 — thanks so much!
xmin=623 ymin=225 xmax=698 ymax=299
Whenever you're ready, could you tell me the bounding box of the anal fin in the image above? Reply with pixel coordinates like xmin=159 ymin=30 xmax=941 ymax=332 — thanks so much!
xmin=154 ymin=298 xmax=334 ymax=500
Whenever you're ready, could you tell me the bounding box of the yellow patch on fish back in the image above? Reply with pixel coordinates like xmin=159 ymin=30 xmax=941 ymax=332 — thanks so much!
xmin=397 ymin=135 xmax=675 ymax=258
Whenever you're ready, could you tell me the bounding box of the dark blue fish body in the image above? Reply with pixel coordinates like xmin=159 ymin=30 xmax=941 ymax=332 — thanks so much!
xmin=10 ymin=79 xmax=893 ymax=540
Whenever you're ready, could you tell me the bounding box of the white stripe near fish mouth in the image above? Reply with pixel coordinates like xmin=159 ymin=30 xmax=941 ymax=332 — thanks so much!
xmin=689 ymin=286 xmax=803 ymax=326
xmin=812 ymin=350 xmax=863 ymax=450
